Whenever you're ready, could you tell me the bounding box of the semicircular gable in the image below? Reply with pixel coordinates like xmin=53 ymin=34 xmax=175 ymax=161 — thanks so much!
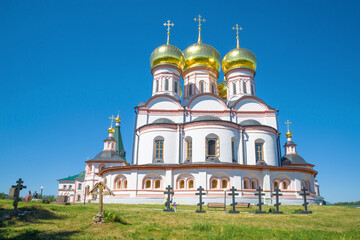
xmin=145 ymin=95 xmax=182 ymax=110
xmin=188 ymin=94 xmax=227 ymax=111
xmin=233 ymin=96 xmax=269 ymax=111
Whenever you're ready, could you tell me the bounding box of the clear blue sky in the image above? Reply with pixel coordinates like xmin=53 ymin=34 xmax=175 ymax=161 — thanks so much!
xmin=0 ymin=0 xmax=359 ymax=203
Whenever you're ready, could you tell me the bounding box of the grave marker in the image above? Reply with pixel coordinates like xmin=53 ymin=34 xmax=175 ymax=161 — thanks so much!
xmin=228 ymin=186 xmax=239 ymax=214
xmin=163 ymin=185 xmax=174 ymax=212
xmin=88 ymin=181 xmax=115 ymax=223
xmin=271 ymin=187 xmax=283 ymax=214
xmin=195 ymin=186 xmax=206 ymax=213
xmin=11 ymin=178 xmax=27 ymax=210
xmin=254 ymin=187 xmax=267 ymax=214
xmin=296 ymin=187 xmax=312 ymax=214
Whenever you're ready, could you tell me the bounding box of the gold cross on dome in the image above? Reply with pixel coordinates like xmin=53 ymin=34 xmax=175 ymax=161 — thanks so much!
xmin=109 ymin=115 xmax=115 ymax=127
xmin=232 ymin=24 xmax=242 ymax=48
xmin=194 ymin=15 xmax=206 ymax=30
xmin=163 ymin=20 xmax=174 ymax=45
xmin=285 ymin=120 xmax=291 ymax=131
xmin=194 ymin=15 xmax=206 ymax=43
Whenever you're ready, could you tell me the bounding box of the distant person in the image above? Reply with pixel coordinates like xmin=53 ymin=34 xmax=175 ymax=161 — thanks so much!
xmin=24 ymin=191 xmax=32 ymax=202
xmin=33 ymin=191 xmax=38 ymax=199
xmin=172 ymin=201 xmax=177 ymax=212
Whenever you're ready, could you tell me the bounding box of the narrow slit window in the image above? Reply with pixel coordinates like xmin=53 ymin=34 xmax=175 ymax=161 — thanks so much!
xmin=233 ymin=83 xmax=236 ymax=94
xmin=186 ymin=139 xmax=192 ymax=160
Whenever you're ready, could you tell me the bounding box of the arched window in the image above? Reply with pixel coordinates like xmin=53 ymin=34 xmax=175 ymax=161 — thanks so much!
xmin=117 ymin=180 xmax=121 ymax=189
xmin=274 ymin=181 xmax=279 ymax=189
xmin=155 ymin=179 xmax=161 ymax=189
xmin=165 ymin=78 xmax=169 ymax=91
xmin=156 ymin=80 xmax=159 ymax=92
xmin=186 ymin=139 xmax=192 ymax=160
xmin=175 ymin=81 xmax=178 ymax=93
xmin=211 ymin=179 xmax=218 ymax=189
xmin=255 ymin=142 xmax=264 ymax=162
xmin=63 ymin=185 xmax=66 ymax=190
xmin=77 ymin=183 xmax=82 ymax=190
xmin=87 ymin=164 xmax=92 ymax=173
xmin=154 ymin=139 xmax=164 ymax=159
xmin=221 ymin=179 xmax=228 ymax=189
xmin=251 ymin=85 xmax=254 ymax=95
xmin=251 ymin=180 xmax=257 ymax=189
xmin=188 ymin=84 xmax=193 ymax=96
xmin=233 ymin=83 xmax=236 ymax=94
xmin=77 ymin=195 xmax=81 ymax=201
xmin=145 ymin=180 xmax=151 ymax=189
xmin=206 ymin=135 xmax=219 ymax=158
xmin=200 ymin=82 xmax=204 ymax=94
xmin=179 ymin=180 xmax=185 ymax=189
xmin=211 ymin=84 xmax=215 ymax=93
xmin=244 ymin=179 xmax=249 ymax=189
xmin=86 ymin=186 xmax=90 ymax=194
xmin=282 ymin=181 xmax=287 ymax=190
xmin=99 ymin=165 xmax=105 ymax=171
xmin=188 ymin=179 xmax=194 ymax=189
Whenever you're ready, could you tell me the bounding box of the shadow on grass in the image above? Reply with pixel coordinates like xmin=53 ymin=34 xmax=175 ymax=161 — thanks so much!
xmin=0 ymin=228 xmax=80 ymax=240
xmin=0 ymin=206 xmax=62 ymax=227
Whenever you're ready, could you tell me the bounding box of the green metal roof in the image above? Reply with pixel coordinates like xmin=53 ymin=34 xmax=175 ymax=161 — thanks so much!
xmin=57 ymin=171 xmax=85 ymax=182
xmin=114 ymin=125 xmax=126 ymax=161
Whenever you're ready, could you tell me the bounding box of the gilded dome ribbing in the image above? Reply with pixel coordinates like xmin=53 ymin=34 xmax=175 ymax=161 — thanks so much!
xmin=150 ymin=44 xmax=185 ymax=70
xmin=183 ymin=43 xmax=221 ymax=72
xmin=222 ymin=47 xmax=257 ymax=74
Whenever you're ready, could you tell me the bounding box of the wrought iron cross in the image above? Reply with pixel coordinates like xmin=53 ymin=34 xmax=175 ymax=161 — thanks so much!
xmin=254 ymin=186 xmax=266 ymax=213
xmin=273 ymin=187 xmax=283 ymax=213
xmin=300 ymin=186 xmax=310 ymax=212
xmin=232 ymin=24 xmax=242 ymax=48
xmin=163 ymin=185 xmax=174 ymax=212
xmin=164 ymin=20 xmax=174 ymax=45
xmin=196 ymin=186 xmax=206 ymax=213
xmin=228 ymin=186 xmax=239 ymax=214
xmin=12 ymin=178 xmax=27 ymax=210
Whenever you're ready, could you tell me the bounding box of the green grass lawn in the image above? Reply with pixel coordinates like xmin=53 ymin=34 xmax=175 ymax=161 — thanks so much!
xmin=0 ymin=199 xmax=359 ymax=240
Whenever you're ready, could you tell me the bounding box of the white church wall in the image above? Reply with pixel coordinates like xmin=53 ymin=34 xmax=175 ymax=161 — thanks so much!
xmin=183 ymin=124 xmax=238 ymax=163
xmin=188 ymin=95 xmax=226 ymax=111
xmin=244 ymin=131 xmax=278 ymax=166
xmin=146 ymin=96 xmax=181 ymax=110
xmin=137 ymin=127 xmax=179 ymax=164
xmin=234 ymin=98 xmax=267 ymax=112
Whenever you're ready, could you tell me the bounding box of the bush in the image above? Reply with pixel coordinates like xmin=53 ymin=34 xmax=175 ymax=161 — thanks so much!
xmin=0 ymin=193 xmax=6 ymax=199
xmin=42 ymin=195 xmax=55 ymax=202
xmin=103 ymin=210 xmax=127 ymax=224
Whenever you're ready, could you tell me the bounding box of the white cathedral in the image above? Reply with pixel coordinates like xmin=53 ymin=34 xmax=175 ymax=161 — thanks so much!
xmin=57 ymin=18 xmax=322 ymax=205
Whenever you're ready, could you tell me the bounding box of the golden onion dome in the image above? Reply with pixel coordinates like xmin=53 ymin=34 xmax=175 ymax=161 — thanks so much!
xmin=285 ymin=130 xmax=292 ymax=138
xmin=218 ymin=78 xmax=227 ymax=99
xmin=183 ymin=43 xmax=221 ymax=72
xmin=115 ymin=116 xmax=121 ymax=123
xmin=222 ymin=47 xmax=257 ymax=75
xmin=108 ymin=127 xmax=115 ymax=133
xmin=150 ymin=44 xmax=185 ymax=71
